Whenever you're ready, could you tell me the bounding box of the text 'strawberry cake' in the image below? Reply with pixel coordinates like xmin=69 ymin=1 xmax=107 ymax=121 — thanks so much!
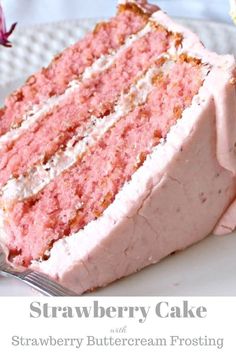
xmin=1 ymin=0 xmax=236 ymax=294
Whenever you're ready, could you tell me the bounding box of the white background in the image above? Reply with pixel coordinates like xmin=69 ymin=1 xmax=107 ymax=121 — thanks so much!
xmin=1 ymin=0 xmax=232 ymax=26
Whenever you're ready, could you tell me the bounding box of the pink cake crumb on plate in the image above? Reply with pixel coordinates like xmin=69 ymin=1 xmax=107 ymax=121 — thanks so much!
xmin=0 ymin=0 xmax=236 ymax=295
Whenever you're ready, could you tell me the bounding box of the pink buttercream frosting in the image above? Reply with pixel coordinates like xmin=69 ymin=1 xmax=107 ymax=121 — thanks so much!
xmin=214 ymin=199 xmax=236 ymax=235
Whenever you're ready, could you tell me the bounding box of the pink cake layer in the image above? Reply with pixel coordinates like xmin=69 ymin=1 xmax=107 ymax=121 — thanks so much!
xmin=5 ymin=58 xmax=203 ymax=265
xmin=0 ymin=27 xmax=171 ymax=187
xmin=0 ymin=3 xmax=157 ymax=137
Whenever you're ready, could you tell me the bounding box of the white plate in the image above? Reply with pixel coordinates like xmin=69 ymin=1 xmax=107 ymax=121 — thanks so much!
xmin=0 ymin=18 xmax=236 ymax=296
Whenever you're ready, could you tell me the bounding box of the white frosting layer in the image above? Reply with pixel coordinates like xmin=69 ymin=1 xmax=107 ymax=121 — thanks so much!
xmin=1 ymin=63 xmax=169 ymax=204
xmin=1 ymin=55 xmax=211 ymax=204
xmin=0 ymin=23 xmax=152 ymax=150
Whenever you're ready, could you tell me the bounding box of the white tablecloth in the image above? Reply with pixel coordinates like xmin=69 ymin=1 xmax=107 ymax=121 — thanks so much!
xmin=1 ymin=0 xmax=232 ymax=27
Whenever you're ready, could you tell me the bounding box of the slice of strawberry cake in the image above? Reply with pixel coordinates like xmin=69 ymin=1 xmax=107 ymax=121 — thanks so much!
xmin=0 ymin=0 xmax=236 ymax=294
